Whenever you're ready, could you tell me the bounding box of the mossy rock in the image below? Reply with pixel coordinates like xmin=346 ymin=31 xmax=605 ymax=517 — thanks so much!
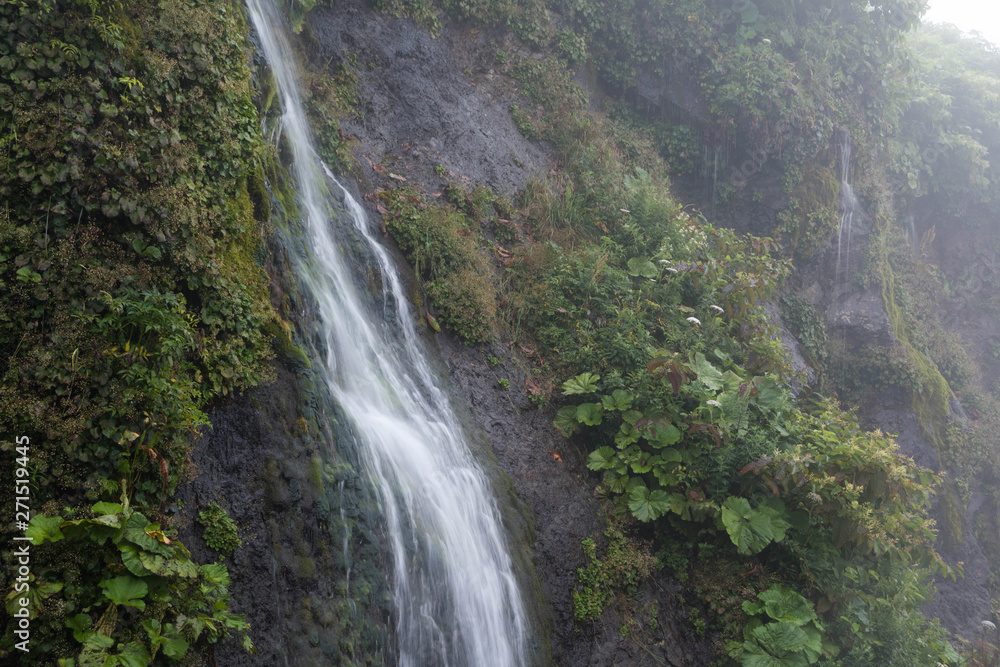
xmin=778 ymin=161 xmax=840 ymax=258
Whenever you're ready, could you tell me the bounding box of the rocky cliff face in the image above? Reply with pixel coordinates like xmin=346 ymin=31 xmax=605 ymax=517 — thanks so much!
xmin=189 ymin=1 xmax=996 ymax=664
xmin=189 ymin=2 xmax=714 ymax=664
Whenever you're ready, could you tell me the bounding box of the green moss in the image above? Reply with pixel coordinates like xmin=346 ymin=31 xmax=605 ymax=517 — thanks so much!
xmin=777 ymin=162 xmax=840 ymax=258
xmin=780 ymin=293 xmax=829 ymax=371
xmin=938 ymin=484 xmax=965 ymax=551
xmin=310 ymin=455 xmax=325 ymax=494
xmin=296 ymin=555 xmax=319 ymax=579
xmin=380 ymin=189 xmax=498 ymax=343
xmin=198 ymin=503 xmax=243 ymax=555
xmin=572 ymin=524 xmax=656 ymax=623
xmin=874 ymin=230 xmax=952 ymax=448
xmin=247 ymin=158 xmax=272 ymax=224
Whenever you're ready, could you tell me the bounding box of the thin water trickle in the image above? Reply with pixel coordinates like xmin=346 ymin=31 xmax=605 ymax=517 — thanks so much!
xmin=835 ymin=130 xmax=857 ymax=288
xmin=338 ymin=480 xmax=351 ymax=598
xmin=906 ymin=214 xmax=918 ymax=253
xmin=246 ymin=1 xmax=528 ymax=665
xmin=712 ymin=145 xmax=720 ymax=204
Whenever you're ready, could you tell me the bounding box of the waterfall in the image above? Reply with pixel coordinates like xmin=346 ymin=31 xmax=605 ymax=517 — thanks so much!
xmin=835 ymin=130 xmax=858 ymax=287
xmin=246 ymin=1 xmax=529 ymax=664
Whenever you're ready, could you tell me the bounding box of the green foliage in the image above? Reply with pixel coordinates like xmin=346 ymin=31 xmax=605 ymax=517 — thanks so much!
xmin=892 ymin=24 xmax=1000 ymax=226
xmin=867 ymin=224 xmax=953 ymax=452
xmin=0 ymin=1 xmax=273 ymax=660
xmin=380 ymin=189 xmax=497 ymax=343
xmin=779 ymin=293 xmax=829 ymax=372
xmin=554 ymin=29 xmax=587 ymax=68
xmin=8 ymin=498 xmax=251 ymax=663
xmin=439 ymin=0 xmax=549 ymax=48
xmin=299 ymin=48 xmax=357 ymax=172
xmin=197 ymin=503 xmax=242 ymax=555
xmin=572 ymin=524 xmax=657 ymax=623
xmin=732 ymin=584 xmax=825 ymax=666
xmin=0 ymin=0 xmax=276 ymax=502
xmin=776 ymin=162 xmax=839 ymax=258
xmin=561 ymin=0 xmax=919 ymax=170
xmin=721 ymin=497 xmax=790 ymax=556
xmin=365 ymin=0 xmax=442 ymax=34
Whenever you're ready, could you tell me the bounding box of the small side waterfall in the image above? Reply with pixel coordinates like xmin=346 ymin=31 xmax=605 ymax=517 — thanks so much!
xmin=835 ymin=130 xmax=858 ymax=287
xmin=246 ymin=1 xmax=529 ymax=664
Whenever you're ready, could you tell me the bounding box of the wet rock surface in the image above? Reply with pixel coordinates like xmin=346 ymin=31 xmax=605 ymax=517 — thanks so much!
xmin=304 ymin=3 xmax=712 ymax=663
xmin=308 ymin=0 xmax=552 ymax=197
xmin=826 ymin=289 xmax=896 ymax=348
xmin=863 ymin=399 xmax=992 ymax=641
xmin=434 ymin=334 xmax=712 ymax=666
xmin=177 ymin=360 xmax=392 ymax=666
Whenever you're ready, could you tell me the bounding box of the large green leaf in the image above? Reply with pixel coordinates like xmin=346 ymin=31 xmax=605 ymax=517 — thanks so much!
xmin=553 ymin=406 xmax=580 ymax=437
xmin=101 ymin=576 xmax=148 ymax=610
xmin=114 ymin=641 xmax=153 ymax=667
xmin=91 ymin=502 xmax=124 ymax=516
xmin=629 ymin=448 xmax=654 ymax=473
xmin=66 ymin=613 xmax=92 ymax=642
xmin=587 ymin=446 xmax=618 ymax=471
xmin=628 ymin=486 xmax=672 ymax=522
xmin=119 ymin=543 xmax=155 ymax=577
xmin=741 ymin=642 xmax=785 ymax=667
xmin=614 ymin=422 xmax=642 ymax=448
xmin=5 ymin=575 xmax=63 ymax=620
xmin=645 ymin=422 xmax=681 ymax=447
xmin=752 ymin=622 xmax=809 ymax=654
xmin=200 ymin=562 xmax=232 ymax=588
xmin=121 ymin=512 xmax=175 ymax=556
xmin=742 ymin=638 xmax=810 ymax=667
xmin=800 ymin=625 xmax=824 ymax=663
xmin=693 ymin=352 xmax=724 ymax=390
xmin=600 ymin=389 xmax=633 ymax=412
xmin=26 ymin=514 xmax=65 ymax=544
xmin=576 ymin=402 xmax=603 ymax=426
xmin=79 ymin=632 xmax=116 ymax=666
xmin=562 ymin=372 xmax=600 ymax=395
xmin=721 ymin=497 xmax=790 ymax=555
xmin=60 ymin=518 xmax=119 ymax=544
xmin=626 ymin=257 xmax=658 ymax=278
xmin=143 ymin=619 xmax=190 ymax=659
xmin=138 ymin=550 xmax=199 ymax=579
xmin=757 ymin=584 xmax=815 ymax=626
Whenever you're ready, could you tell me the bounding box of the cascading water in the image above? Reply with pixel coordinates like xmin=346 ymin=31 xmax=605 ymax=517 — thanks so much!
xmin=246 ymin=1 xmax=528 ymax=664
xmin=835 ymin=130 xmax=858 ymax=287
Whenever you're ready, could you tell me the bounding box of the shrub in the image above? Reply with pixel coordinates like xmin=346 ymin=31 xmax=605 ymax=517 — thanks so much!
xmin=197 ymin=503 xmax=242 ymax=555
xmin=380 ymin=189 xmax=498 ymax=343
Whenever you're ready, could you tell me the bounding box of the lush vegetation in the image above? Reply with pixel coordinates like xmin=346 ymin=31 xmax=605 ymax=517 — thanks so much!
xmin=7 ymin=0 xmax=1000 ymax=663
xmin=1 ymin=0 xmax=278 ymax=661
xmin=349 ymin=0 xmax=992 ymax=661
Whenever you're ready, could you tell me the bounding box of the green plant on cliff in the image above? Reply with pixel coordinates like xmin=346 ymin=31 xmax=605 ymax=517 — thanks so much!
xmin=379 ymin=188 xmax=497 ymax=343
xmin=776 ymin=162 xmax=840 ymax=258
xmin=573 ymin=524 xmax=657 ymax=623
xmin=198 ymin=503 xmax=242 ymax=555
xmin=8 ymin=497 xmax=251 ymax=664
xmin=779 ymin=293 xmax=829 ymax=373
xmin=1 ymin=0 xmax=275 ymax=659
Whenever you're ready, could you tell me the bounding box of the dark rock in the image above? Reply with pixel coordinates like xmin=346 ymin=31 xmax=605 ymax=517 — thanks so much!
xmin=308 ymin=0 xmax=552 ymax=197
xmin=863 ymin=400 xmax=992 ymax=642
xmin=765 ymin=300 xmax=817 ymax=389
xmin=825 ymin=289 xmax=895 ymax=348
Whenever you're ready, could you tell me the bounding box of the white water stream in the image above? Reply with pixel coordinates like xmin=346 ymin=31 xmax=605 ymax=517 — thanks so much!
xmin=835 ymin=130 xmax=858 ymax=287
xmin=246 ymin=1 xmax=528 ymax=664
